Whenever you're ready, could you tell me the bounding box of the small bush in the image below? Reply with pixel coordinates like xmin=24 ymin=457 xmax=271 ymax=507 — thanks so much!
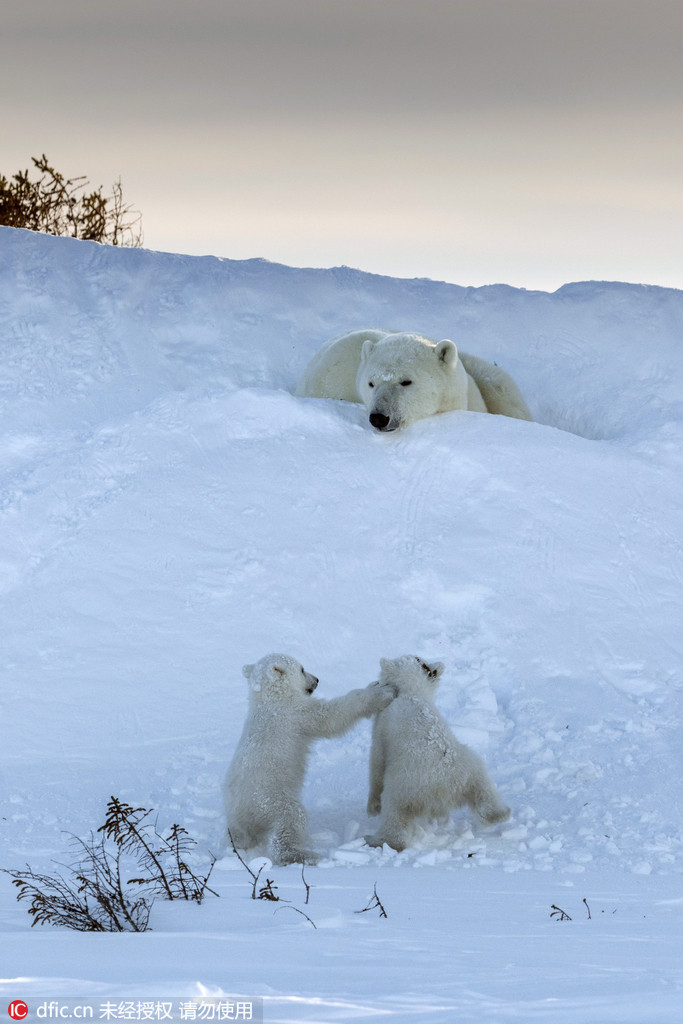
xmin=0 ymin=154 xmax=142 ymax=246
xmin=3 ymin=797 xmax=217 ymax=932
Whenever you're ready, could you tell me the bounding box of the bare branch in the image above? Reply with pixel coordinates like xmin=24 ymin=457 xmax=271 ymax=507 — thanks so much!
xmin=355 ymin=883 xmax=388 ymax=919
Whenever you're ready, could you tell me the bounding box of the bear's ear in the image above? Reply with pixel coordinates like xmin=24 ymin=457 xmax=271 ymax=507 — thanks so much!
xmin=435 ymin=339 xmax=458 ymax=366
xmin=272 ymin=664 xmax=285 ymax=676
xmin=360 ymin=337 xmax=378 ymax=364
xmin=243 ymin=663 xmax=262 ymax=693
xmin=379 ymin=657 xmax=390 ymax=670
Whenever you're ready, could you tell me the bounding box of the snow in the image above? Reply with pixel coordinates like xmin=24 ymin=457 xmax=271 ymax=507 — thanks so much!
xmin=1 ymin=225 xmax=683 ymax=1020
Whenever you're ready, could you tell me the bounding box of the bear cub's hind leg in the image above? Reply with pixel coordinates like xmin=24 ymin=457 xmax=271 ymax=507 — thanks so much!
xmin=271 ymin=797 xmax=320 ymax=866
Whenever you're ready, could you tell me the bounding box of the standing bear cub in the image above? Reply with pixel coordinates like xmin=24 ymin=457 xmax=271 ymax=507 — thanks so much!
xmin=224 ymin=653 xmax=395 ymax=865
xmin=365 ymin=656 xmax=510 ymax=852
xmin=295 ymin=328 xmax=532 ymax=432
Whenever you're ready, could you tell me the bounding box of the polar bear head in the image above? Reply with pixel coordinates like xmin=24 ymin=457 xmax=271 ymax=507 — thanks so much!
xmin=356 ymin=333 xmax=461 ymax=432
xmin=242 ymin=653 xmax=319 ymax=700
xmin=378 ymin=655 xmax=446 ymax=697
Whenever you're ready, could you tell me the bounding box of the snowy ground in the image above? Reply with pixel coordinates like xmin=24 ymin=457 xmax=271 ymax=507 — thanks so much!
xmin=1 ymin=226 xmax=682 ymax=1020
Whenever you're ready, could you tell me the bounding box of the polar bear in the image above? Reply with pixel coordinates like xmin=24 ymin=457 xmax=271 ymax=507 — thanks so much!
xmin=224 ymin=653 xmax=395 ymax=865
xmin=295 ymin=328 xmax=532 ymax=432
xmin=365 ymin=656 xmax=510 ymax=852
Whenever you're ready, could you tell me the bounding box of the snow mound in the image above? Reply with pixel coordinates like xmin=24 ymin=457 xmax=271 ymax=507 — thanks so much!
xmin=2 ymin=227 xmax=682 ymax=1016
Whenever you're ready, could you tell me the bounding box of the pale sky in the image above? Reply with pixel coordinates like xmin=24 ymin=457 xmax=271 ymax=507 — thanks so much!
xmin=3 ymin=0 xmax=682 ymax=290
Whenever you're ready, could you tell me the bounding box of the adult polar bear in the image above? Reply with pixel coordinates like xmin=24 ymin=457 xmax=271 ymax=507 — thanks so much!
xmin=295 ymin=328 xmax=532 ymax=432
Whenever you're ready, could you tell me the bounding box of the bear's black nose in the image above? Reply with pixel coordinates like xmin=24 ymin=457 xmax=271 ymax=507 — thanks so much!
xmin=369 ymin=412 xmax=391 ymax=431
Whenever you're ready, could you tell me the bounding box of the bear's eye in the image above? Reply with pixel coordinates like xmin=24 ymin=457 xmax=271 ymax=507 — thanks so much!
xmin=400 ymin=379 xmax=412 ymax=387
xmin=368 ymin=381 xmax=374 ymax=388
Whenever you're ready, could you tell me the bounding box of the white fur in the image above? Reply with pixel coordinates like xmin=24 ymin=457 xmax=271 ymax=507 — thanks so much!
xmin=224 ymin=653 xmax=395 ymax=865
xmin=365 ymin=656 xmax=510 ymax=852
xmin=295 ymin=328 xmax=532 ymax=432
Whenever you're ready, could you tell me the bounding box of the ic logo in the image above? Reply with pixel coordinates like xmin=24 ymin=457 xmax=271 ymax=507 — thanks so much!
xmin=8 ymin=1003 xmax=28 ymax=1021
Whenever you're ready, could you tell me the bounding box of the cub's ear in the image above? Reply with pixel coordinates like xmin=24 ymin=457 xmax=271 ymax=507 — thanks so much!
xmin=434 ymin=339 xmax=458 ymax=366
xmin=379 ymin=657 xmax=390 ymax=670
xmin=242 ymin=663 xmax=262 ymax=693
xmin=361 ymin=337 xmax=379 ymax=363
xmin=272 ymin=664 xmax=285 ymax=675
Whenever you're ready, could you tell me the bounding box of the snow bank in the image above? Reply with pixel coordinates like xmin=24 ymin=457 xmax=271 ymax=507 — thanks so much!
xmin=1 ymin=227 xmax=682 ymax=1019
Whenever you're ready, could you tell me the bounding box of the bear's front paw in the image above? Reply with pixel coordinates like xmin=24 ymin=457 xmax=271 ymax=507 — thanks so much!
xmin=368 ymin=681 xmax=396 ymax=710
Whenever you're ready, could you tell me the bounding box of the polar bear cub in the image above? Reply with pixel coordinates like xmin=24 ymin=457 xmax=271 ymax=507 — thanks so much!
xmin=365 ymin=656 xmax=510 ymax=852
xmin=224 ymin=653 xmax=395 ymax=865
xmin=295 ymin=328 xmax=532 ymax=432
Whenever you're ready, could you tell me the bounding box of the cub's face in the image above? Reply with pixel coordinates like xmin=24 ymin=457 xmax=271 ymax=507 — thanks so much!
xmin=243 ymin=653 xmax=319 ymax=698
xmin=356 ymin=334 xmax=458 ymax=432
xmin=379 ymin=655 xmax=445 ymax=696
